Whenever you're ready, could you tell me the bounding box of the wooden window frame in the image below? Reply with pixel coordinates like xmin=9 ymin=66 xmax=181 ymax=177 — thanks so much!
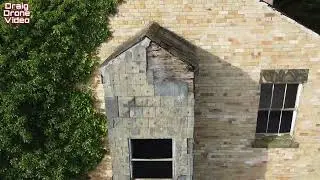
xmin=256 ymin=83 xmax=303 ymax=136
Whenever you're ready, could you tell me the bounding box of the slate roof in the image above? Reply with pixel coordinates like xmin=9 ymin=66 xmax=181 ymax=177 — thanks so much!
xmin=100 ymin=22 xmax=199 ymax=71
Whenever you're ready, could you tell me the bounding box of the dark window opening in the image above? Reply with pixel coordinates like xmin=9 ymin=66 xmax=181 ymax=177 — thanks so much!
xmin=256 ymin=111 xmax=269 ymax=133
xmin=284 ymin=84 xmax=298 ymax=108
xmin=271 ymin=84 xmax=286 ymax=108
xmin=280 ymin=111 xmax=293 ymax=133
xmin=256 ymin=83 xmax=300 ymax=134
xmin=130 ymin=139 xmax=173 ymax=179
xmin=259 ymin=84 xmax=273 ymax=108
xmin=132 ymin=161 xmax=172 ymax=178
xmin=267 ymin=111 xmax=281 ymax=133
xmin=131 ymin=139 xmax=172 ymax=159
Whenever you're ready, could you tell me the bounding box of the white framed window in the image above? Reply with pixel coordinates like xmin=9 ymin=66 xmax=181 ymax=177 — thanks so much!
xmin=129 ymin=139 xmax=173 ymax=179
xmin=256 ymin=83 xmax=302 ymax=135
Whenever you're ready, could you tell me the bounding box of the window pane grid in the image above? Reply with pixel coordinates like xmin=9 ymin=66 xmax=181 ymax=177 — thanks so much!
xmin=265 ymin=84 xmax=274 ymax=133
xmin=257 ymin=83 xmax=298 ymax=134
xmin=277 ymin=84 xmax=288 ymax=134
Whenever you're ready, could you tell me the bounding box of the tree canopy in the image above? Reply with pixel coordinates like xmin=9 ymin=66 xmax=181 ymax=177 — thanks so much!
xmin=274 ymin=0 xmax=320 ymax=34
xmin=0 ymin=0 xmax=117 ymax=179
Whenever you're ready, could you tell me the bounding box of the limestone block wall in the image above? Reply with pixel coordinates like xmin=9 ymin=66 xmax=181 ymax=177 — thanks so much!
xmin=92 ymin=0 xmax=320 ymax=179
xmin=100 ymin=38 xmax=195 ymax=179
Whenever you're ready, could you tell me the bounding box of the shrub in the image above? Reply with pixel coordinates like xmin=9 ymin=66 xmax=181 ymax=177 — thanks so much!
xmin=0 ymin=0 xmax=117 ymax=179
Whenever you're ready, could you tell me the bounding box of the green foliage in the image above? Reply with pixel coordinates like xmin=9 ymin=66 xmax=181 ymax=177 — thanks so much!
xmin=0 ymin=0 xmax=117 ymax=179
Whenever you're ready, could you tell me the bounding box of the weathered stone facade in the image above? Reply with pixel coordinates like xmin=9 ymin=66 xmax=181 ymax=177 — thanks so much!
xmin=100 ymin=36 xmax=195 ymax=179
xmin=90 ymin=0 xmax=320 ymax=179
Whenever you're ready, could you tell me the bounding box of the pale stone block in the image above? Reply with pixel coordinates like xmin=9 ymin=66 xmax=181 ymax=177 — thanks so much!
xmin=135 ymin=117 xmax=149 ymax=127
xmin=186 ymin=128 xmax=194 ymax=138
xmin=118 ymin=106 xmax=129 ymax=118
xmin=155 ymin=81 xmax=188 ymax=96
xmin=130 ymin=127 xmax=140 ymax=136
xmin=126 ymin=61 xmax=140 ymax=73
xmin=187 ymin=106 xmax=194 ymax=117
xmin=187 ymin=116 xmax=194 ymax=129
xmin=153 ymin=96 xmax=161 ymax=106
xmin=130 ymin=107 xmax=143 ymax=118
xmin=110 ymin=72 xmax=120 ymax=85
xmin=133 ymin=85 xmax=142 ymax=96
xmin=147 ymin=96 xmax=160 ymax=106
xmin=132 ymin=45 xmax=146 ymax=62
xmin=146 ymin=70 xmax=154 ymax=84
xmin=161 ymin=96 xmax=175 ymax=107
xmin=102 ymin=70 xmax=111 ymax=85
xmin=143 ymin=107 xmax=155 ymax=118
xmin=134 ymin=73 xmax=146 ymax=84
xmin=174 ymin=95 xmax=188 ymax=106
xmin=118 ymin=97 xmax=134 ymax=107
xmin=113 ymin=84 xmax=122 ymax=96
xmin=139 ymin=62 xmax=146 ymax=73
xmin=105 ymin=98 xmax=118 ymax=122
xmin=178 ymin=117 xmax=188 ymax=128
xmin=127 ymin=84 xmax=135 ymax=96
xmin=124 ymin=50 xmax=132 ymax=62
xmin=119 ymin=73 xmax=129 ymax=82
xmin=155 ymin=107 xmax=164 ymax=117
xmin=127 ymin=74 xmax=134 ymax=84
xmin=135 ymin=97 xmax=148 ymax=106
xmin=103 ymin=84 xmax=114 ymax=97
xmin=140 ymin=37 xmax=151 ymax=47
xmin=187 ymin=93 xmax=195 ymax=105
xmin=112 ymin=118 xmax=126 ymax=128
xmin=118 ymin=81 xmax=128 ymax=97
xmin=118 ymin=97 xmax=134 ymax=117
xmin=141 ymin=84 xmax=154 ymax=96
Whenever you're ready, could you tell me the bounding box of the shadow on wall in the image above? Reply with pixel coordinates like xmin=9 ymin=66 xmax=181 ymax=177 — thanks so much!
xmin=89 ymin=18 xmax=267 ymax=179
xmin=193 ymin=47 xmax=267 ymax=180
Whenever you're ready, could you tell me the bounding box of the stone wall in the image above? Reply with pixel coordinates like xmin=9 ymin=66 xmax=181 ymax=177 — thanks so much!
xmin=99 ymin=38 xmax=195 ymax=179
xmin=92 ymin=0 xmax=320 ymax=179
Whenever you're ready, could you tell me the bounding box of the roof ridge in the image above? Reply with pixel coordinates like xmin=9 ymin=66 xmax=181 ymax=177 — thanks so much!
xmin=100 ymin=22 xmax=199 ymax=71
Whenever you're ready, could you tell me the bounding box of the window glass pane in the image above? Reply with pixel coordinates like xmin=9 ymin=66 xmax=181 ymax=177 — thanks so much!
xmin=131 ymin=139 xmax=172 ymax=159
xmin=284 ymin=84 xmax=298 ymax=108
xmin=272 ymin=84 xmax=286 ymax=108
xmin=259 ymin=84 xmax=273 ymax=108
xmin=256 ymin=111 xmax=268 ymax=133
xmin=132 ymin=161 xmax=172 ymax=178
xmin=280 ymin=111 xmax=293 ymax=133
xmin=267 ymin=111 xmax=281 ymax=133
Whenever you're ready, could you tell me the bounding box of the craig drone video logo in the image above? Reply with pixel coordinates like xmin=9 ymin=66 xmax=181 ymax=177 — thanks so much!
xmin=3 ymin=2 xmax=30 ymax=24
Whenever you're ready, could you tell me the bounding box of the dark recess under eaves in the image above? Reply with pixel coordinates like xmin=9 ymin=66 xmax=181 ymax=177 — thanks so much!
xmin=272 ymin=0 xmax=320 ymax=34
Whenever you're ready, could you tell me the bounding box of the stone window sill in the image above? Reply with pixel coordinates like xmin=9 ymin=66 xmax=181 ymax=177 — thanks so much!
xmin=252 ymin=133 xmax=299 ymax=148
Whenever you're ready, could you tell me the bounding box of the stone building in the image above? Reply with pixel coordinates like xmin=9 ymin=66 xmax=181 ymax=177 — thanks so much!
xmin=99 ymin=24 xmax=197 ymax=179
xmin=91 ymin=0 xmax=320 ymax=179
